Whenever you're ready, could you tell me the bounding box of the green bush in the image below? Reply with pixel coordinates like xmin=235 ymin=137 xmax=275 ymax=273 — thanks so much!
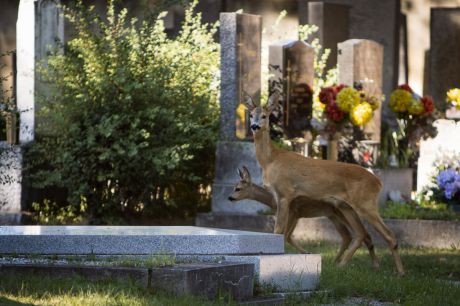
xmin=27 ymin=0 xmax=220 ymax=224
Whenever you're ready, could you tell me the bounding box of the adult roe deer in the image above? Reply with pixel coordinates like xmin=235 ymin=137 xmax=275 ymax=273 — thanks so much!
xmin=228 ymin=166 xmax=379 ymax=267
xmin=243 ymin=92 xmax=405 ymax=276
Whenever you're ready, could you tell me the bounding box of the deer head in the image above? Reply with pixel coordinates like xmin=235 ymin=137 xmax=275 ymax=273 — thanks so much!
xmin=243 ymin=91 xmax=280 ymax=135
xmin=228 ymin=166 xmax=253 ymax=202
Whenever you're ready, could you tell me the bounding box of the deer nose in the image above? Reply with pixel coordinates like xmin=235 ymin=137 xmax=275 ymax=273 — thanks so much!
xmin=250 ymin=124 xmax=260 ymax=131
xmin=228 ymin=196 xmax=236 ymax=201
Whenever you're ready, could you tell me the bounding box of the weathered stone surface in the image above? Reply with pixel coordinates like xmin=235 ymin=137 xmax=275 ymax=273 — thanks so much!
xmin=197 ymin=213 xmax=460 ymax=249
xmin=0 ymin=143 xmax=22 ymax=218
xmin=417 ymin=120 xmax=460 ymax=191
xmin=269 ymin=40 xmax=315 ymax=139
xmin=0 ymin=264 xmax=150 ymax=287
xmin=338 ymin=39 xmax=384 ymax=142
xmin=224 ymin=254 xmax=321 ymax=292
xmin=219 ymin=12 xmax=261 ymax=141
xmin=196 ymin=213 xmax=275 ymax=232
xmin=212 ymin=141 xmax=269 ymax=214
xmin=307 ymin=2 xmax=350 ymax=71
xmin=150 ymin=263 xmax=254 ymax=301
xmin=429 ymin=8 xmax=460 ymax=112
xmin=0 ymin=226 xmax=284 ymax=255
xmin=17 ymin=0 xmax=64 ymax=143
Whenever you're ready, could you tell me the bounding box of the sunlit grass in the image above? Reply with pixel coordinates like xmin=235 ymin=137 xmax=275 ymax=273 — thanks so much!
xmin=287 ymin=241 xmax=460 ymax=305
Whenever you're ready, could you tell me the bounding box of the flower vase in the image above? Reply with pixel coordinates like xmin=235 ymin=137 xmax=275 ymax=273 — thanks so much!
xmin=327 ymin=139 xmax=338 ymax=161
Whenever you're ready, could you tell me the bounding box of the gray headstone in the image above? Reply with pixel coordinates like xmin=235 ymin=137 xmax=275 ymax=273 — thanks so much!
xmin=338 ymin=39 xmax=384 ymax=142
xmin=212 ymin=13 xmax=267 ymax=214
xmin=0 ymin=143 xmax=22 ymax=217
xmin=16 ymin=0 xmax=64 ymax=143
xmin=307 ymin=2 xmax=350 ymax=72
xmin=430 ymin=8 xmax=460 ymax=115
xmin=269 ymin=40 xmax=315 ymax=139
xmin=219 ymin=12 xmax=261 ymax=141
xmin=299 ymin=0 xmax=400 ymax=125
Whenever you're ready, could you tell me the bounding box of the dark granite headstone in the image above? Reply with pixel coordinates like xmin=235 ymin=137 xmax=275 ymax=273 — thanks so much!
xmin=307 ymin=2 xmax=349 ymax=72
xmin=430 ymin=8 xmax=460 ymax=118
xmin=338 ymin=39 xmax=384 ymax=142
xmin=269 ymin=40 xmax=314 ymax=139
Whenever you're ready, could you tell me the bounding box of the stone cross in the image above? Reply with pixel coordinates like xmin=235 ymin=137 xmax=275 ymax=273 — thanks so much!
xmin=269 ymin=40 xmax=315 ymax=139
xmin=16 ymin=0 xmax=64 ymax=143
xmin=219 ymin=12 xmax=262 ymax=141
xmin=338 ymin=39 xmax=383 ymax=142
xmin=429 ymin=8 xmax=460 ymax=119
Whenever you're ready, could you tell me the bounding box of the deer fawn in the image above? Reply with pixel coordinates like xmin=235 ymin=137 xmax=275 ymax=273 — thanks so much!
xmin=243 ymin=92 xmax=405 ymax=276
xmin=229 ymin=166 xmax=379 ymax=267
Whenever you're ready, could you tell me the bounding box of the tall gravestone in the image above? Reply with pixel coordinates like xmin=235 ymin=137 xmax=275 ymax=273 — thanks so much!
xmin=306 ymin=2 xmax=349 ymax=72
xmin=16 ymin=0 xmax=64 ymax=143
xmin=211 ymin=13 xmax=268 ymax=214
xmin=268 ymin=40 xmax=315 ymax=140
xmin=429 ymin=8 xmax=460 ymax=119
xmin=338 ymin=39 xmax=384 ymax=142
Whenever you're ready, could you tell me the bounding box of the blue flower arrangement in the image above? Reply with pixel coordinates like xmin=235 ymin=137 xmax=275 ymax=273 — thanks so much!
xmin=436 ymin=169 xmax=460 ymax=200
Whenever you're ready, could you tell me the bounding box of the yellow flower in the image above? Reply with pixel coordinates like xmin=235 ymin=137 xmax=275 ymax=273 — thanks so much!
xmin=350 ymin=102 xmax=373 ymax=126
xmin=389 ymin=89 xmax=412 ymax=113
xmin=336 ymin=87 xmax=360 ymax=112
xmin=366 ymin=96 xmax=380 ymax=110
xmin=447 ymin=88 xmax=460 ymax=102
xmin=408 ymin=99 xmax=425 ymax=115
xmin=447 ymin=88 xmax=460 ymax=109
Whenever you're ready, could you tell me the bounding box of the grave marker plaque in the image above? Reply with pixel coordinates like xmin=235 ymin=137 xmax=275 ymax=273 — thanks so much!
xmin=269 ymin=40 xmax=314 ymax=139
xmin=338 ymin=39 xmax=383 ymax=142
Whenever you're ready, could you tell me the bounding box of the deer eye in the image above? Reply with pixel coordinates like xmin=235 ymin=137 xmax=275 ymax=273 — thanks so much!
xmin=249 ymin=114 xmax=253 ymax=118
xmin=261 ymin=115 xmax=267 ymax=119
xmin=235 ymin=188 xmax=241 ymax=192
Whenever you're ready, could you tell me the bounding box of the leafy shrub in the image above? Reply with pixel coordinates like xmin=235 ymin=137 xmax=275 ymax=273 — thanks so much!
xmin=27 ymin=0 xmax=220 ymax=224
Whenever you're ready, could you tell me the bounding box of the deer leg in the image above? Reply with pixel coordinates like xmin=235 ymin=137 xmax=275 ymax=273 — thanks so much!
xmin=274 ymin=198 xmax=291 ymax=235
xmin=334 ymin=208 xmax=379 ymax=269
xmin=328 ymin=215 xmax=352 ymax=263
xmin=285 ymin=214 xmax=309 ymax=254
xmin=363 ymin=210 xmax=405 ymax=276
xmin=334 ymin=205 xmax=367 ymax=267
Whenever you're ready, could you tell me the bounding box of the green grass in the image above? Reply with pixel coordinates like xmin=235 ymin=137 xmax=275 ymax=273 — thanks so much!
xmin=0 ymin=274 xmax=235 ymax=306
xmin=380 ymin=201 xmax=460 ymax=221
xmin=1 ymin=243 xmax=459 ymax=305
xmin=286 ymin=241 xmax=460 ymax=306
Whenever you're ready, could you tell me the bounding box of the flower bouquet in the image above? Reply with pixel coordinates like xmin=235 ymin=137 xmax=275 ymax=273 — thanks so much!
xmin=388 ymin=84 xmax=438 ymax=167
xmin=313 ymin=83 xmax=380 ymax=162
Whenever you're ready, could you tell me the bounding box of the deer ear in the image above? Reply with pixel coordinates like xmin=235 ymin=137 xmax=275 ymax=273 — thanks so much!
xmin=266 ymin=91 xmax=280 ymax=113
xmin=241 ymin=166 xmax=251 ymax=182
xmin=242 ymin=91 xmax=256 ymax=110
xmin=237 ymin=168 xmax=244 ymax=179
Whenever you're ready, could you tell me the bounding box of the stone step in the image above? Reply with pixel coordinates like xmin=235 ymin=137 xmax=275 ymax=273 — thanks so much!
xmin=0 ymin=262 xmax=254 ymax=301
xmin=0 ymin=225 xmax=284 ymax=255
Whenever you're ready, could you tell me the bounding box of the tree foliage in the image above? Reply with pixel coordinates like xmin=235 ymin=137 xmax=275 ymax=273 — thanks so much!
xmin=27 ymin=0 xmax=220 ymax=223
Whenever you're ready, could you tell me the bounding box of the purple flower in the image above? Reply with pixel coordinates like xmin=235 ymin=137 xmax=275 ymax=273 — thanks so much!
xmin=436 ymin=169 xmax=457 ymax=188
xmin=437 ymin=169 xmax=460 ymax=200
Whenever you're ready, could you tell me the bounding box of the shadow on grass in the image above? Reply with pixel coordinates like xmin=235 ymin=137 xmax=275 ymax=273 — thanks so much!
xmin=0 ymin=296 xmax=34 ymax=306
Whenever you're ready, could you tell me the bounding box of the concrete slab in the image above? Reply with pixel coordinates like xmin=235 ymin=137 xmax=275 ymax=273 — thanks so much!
xmin=0 ymin=226 xmax=284 ymax=255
